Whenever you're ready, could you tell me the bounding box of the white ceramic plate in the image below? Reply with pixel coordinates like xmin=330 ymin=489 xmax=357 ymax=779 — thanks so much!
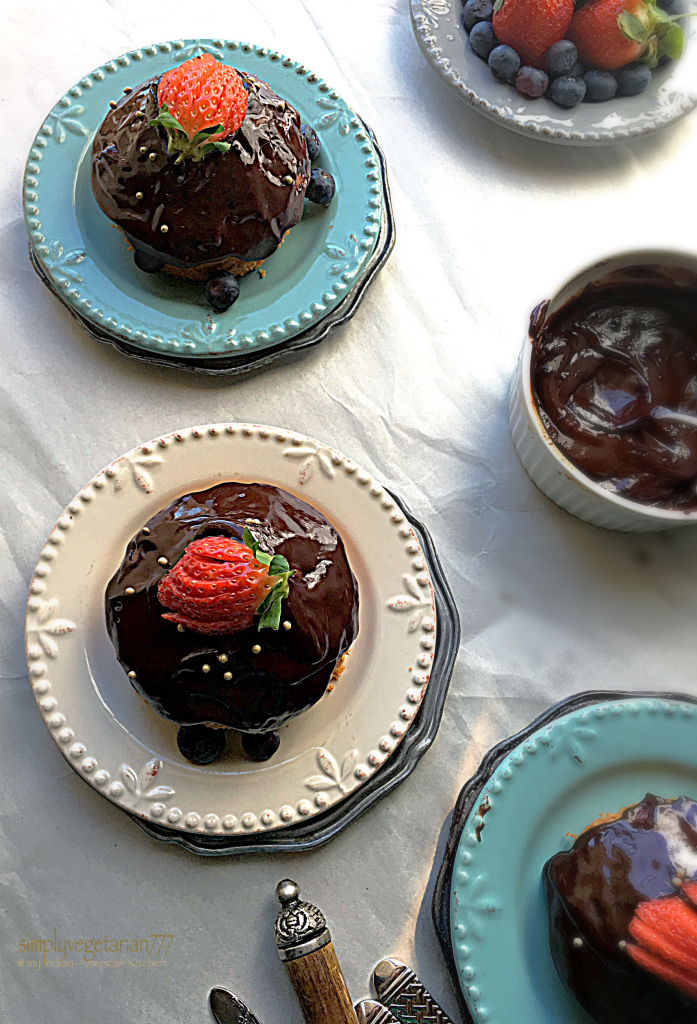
xmin=411 ymin=0 xmax=697 ymax=145
xmin=25 ymin=425 xmax=437 ymax=837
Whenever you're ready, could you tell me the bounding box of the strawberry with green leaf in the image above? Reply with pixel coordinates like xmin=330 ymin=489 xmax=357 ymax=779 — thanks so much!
xmin=568 ymin=0 xmax=690 ymax=69
xmin=149 ymin=53 xmax=249 ymax=163
xmin=157 ymin=531 xmax=294 ymax=635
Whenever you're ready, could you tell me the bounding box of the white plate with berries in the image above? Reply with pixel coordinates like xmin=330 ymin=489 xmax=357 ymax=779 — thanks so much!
xmin=412 ymin=0 xmax=697 ymax=144
xmin=24 ymin=424 xmax=441 ymax=843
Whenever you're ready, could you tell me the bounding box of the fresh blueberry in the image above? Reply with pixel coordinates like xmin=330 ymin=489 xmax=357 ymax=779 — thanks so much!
xmin=515 ymin=66 xmax=549 ymax=98
xmin=488 ymin=44 xmax=521 ymax=82
xmin=617 ymin=63 xmax=652 ymax=96
xmin=470 ymin=20 xmax=498 ymax=60
xmin=549 ymin=75 xmax=587 ymax=107
xmin=546 ymin=40 xmax=579 ymax=77
xmin=205 ymin=270 xmax=240 ymax=312
xmin=301 ymin=123 xmax=321 ymax=162
xmin=177 ymin=724 xmax=227 ymax=765
xmin=567 ymin=60 xmax=585 ymax=79
xmin=306 ymin=168 xmax=336 ymax=205
xmin=462 ymin=0 xmax=494 ymax=32
xmin=583 ymin=69 xmax=618 ymax=101
xmin=658 ymin=0 xmax=684 ymax=13
xmin=241 ymin=730 xmax=281 ymax=762
xmin=133 ymin=248 xmax=166 ymax=274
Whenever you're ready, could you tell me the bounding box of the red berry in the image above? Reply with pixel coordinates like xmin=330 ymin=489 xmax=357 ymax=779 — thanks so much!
xmin=625 ymin=892 xmax=697 ymax=1001
xmin=157 ymin=54 xmax=248 ymax=141
xmin=493 ymin=0 xmax=573 ymax=68
xmin=567 ymin=0 xmax=662 ymax=69
xmin=157 ymin=536 xmax=275 ymax=635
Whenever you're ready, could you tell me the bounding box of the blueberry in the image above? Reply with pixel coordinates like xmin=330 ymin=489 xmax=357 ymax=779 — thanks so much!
xmin=306 ymin=168 xmax=336 ymax=206
xmin=515 ymin=66 xmax=549 ymax=98
xmin=546 ymin=40 xmax=579 ymax=77
xmin=177 ymin=724 xmax=226 ymax=765
xmin=205 ymin=270 xmax=240 ymax=312
xmin=470 ymin=20 xmax=498 ymax=60
xmin=617 ymin=63 xmax=652 ymax=96
xmin=241 ymin=730 xmax=281 ymax=762
xmin=488 ymin=44 xmax=521 ymax=82
xmin=133 ymin=248 xmax=166 ymax=274
xmin=462 ymin=0 xmax=494 ymax=32
xmin=583 ymin=69 xmax=618 ymax=101
xmin=549 ymin=74 xmax=587 ymax=107
xmin=567 ymin=60 xmax=585 ymax=79
xmin=301 ymin=123 xmax=321 ymax=162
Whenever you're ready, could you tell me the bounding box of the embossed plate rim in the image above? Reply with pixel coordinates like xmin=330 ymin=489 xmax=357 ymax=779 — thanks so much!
xmin=410 ymin=0 xmax=697 ymax=146
xmin=23 ymin=38 xmax=382 ymax=356
xmin=25 ymin=424 xmax=441 ymax=840
xmin=432 ymin=689 xmax=697 ymax=1023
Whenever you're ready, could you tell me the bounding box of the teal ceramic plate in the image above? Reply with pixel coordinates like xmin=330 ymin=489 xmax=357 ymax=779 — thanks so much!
xmin=23 ymin=39 xmax=383 ymax=359
xmin=434 ymin=690 xmax=697 ymax=1024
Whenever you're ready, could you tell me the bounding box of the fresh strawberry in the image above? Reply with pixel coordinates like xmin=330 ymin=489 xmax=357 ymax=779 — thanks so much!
xmin=492 ymin=0 xmax=574 ymax=68
xmin=157 ymin=530 xmax=294 ymax=635
xmin=626 ymin=892 xmax=697 ymax=1001
xmin=149 ymin=54 xmax=248 ymax=163
xmin=567 ymin=0 xmax=687 ymax=69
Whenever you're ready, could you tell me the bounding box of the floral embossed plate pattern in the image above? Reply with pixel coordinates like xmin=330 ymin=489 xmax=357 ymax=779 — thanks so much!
xmin=411 ymin=0 xmax=697 ymax=145
xmin=25 ymin=425 xmax=441 ymax=841
xmin=23 ymin=39 xmax=383 ymax=359
xmin=434 ymin=691 xmax=697 ymax=1023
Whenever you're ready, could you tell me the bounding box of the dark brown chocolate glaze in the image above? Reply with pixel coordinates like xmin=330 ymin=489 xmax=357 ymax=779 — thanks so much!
xmin=531 ymin=269 xmax=697 ymax=511
xmin=545 ymin=794 xmax=697 ymax=1024
xmin=91 ymin=69 xmax=310 ymax=268
xmin=105 ymin=483 xmax=359 ymax=734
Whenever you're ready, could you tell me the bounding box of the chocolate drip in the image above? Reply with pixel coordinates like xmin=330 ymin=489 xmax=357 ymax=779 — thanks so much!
xmin=532 ymin=275 xmax=697 ymax=511
xmin=91 ymin=70 xmax=310 ymax=268
xmin=105 ymin=483 xmax=359 ymax=734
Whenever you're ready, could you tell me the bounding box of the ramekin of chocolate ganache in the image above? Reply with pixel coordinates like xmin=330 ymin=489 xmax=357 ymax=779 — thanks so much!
xmin=91 ymin=54 xmax=336 ymax=311
xmin=545 ymin=794 xmax=697 ymax=1024
xmin=531 ymin=266 xmax=697 ymax=513
xmin=105 ymin=483 xmax=359 ymax=764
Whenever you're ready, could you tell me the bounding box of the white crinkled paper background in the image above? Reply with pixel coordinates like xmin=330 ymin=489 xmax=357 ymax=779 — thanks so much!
xmin=3 ymin=1 xmax=697 ymax=1021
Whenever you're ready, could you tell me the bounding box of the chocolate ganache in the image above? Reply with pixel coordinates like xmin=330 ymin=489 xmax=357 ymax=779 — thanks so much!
xmin=531 ymin=272 xmax=697 ymax=511
xmin=545 ymin=794 xmax=697 ymax=1024
xmin=105 ymin=483 xmax=359 ymax=742
xmin=91 ymin=70 xmax=310 ymax=272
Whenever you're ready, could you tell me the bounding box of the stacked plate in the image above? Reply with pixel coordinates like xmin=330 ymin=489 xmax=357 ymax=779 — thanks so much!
xmin=23 ymin=39 xmax=394 ymax=376
xmin=25 ymin=425 xmax=458 ymax=855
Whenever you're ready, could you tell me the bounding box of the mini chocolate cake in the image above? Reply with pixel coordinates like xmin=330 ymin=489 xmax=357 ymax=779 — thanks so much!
xmin=105 ymin=482 xmax=359 ymax=763
xmin=91 ymin=69 xmax=310 ymax=279
xmin=545 ymin=794 xmax=697 ymax=1024
xmin=531 ymin=274 xmax=697 ymax=512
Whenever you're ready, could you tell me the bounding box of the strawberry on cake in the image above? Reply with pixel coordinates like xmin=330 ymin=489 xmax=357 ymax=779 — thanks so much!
xmin=91 ymin=54 xmax=335 ymax=310
xmin=545 ymin=794 xmax=697 ymax=1024
xmin=105 ymin=483 xmax=359 ymax=764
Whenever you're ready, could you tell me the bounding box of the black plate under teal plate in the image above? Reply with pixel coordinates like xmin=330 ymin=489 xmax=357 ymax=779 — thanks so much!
xmin=28 ymin=121 xmax=393 ymax=378
xmin=115 ymin=489 xmax=459 ymax=855
xmin=433 ymin=689 xmax=697 ymax=1024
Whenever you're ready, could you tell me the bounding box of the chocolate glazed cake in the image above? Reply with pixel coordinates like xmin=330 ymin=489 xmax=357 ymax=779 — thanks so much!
xmin=545 ymin=794 xmax=697 ymax=1024
xmin=91 ymin=69 xmax=310 ymax=279
xmin=105 ymin=483 xmax=359 ymax=764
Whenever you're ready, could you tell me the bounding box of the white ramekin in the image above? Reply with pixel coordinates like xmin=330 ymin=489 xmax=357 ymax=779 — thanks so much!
xmin=509 ymin=249 xmax=697 ymax=533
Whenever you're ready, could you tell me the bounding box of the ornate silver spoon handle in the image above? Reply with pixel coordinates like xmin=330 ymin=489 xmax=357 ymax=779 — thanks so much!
xmin=372 ymin=959 xmax=455 ymax=1024
xmin=355 ymin=999 xmax=402 ymax=1024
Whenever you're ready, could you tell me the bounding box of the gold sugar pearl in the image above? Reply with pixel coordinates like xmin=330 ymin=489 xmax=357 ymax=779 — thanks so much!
xmin=128 ymin=671 xmax=136 ymax=679
xmin=177 ymin=624 xmax=185 ymax=633
xmin=139 ymin=146 xmax=148 ymax=154
xmin=149 ymin=152 xmax=157 ymax=161
xmin=283 ymin=621 xmax=291 ymax=631
xmin=125 ymin=587 xmax=135 ymax=596
xmin=202 ymin=664 xmax=210 ymax=673
xmin=109 ymin=100 xmax=118 ymax=108
xmin=223 ymin=671 xmax=232 ymax=681
xmin=158 ymin=557 xmax=168 ymax=566
xmin=252 ymin=645 xmax=261 ymax=655
xmin=135 ymin=191 xmax=144 ymax=200
xmin=160 ymin=225 xmax=169 ymax=234
xmin=123 ymin=86 xmax=132 ymax=94
xmin=284 ymin=175 xmax=293 ymax=185
xmin=142 ymin=527 xmax=150 ymax=535
xmin=218 ymin=654 xmax=228 ymax=663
